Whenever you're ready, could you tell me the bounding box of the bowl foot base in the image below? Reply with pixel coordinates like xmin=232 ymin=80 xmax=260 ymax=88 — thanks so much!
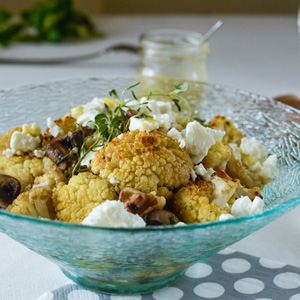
xmin=61 ymin=268 xmax=185 ymax=295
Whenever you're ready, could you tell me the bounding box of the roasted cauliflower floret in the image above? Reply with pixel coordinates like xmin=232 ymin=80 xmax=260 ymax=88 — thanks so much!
xmin=0 ymin=154 xmax=44 ymax=191
xmin=53 ymin=172 xmax=117 ymax=223
xmin=33 ymin=157 xmax=67 ymax=188
xmin=209 ymin=116 xmax=244 ymax=145
xmin=226 ymin=154 xmax=262 ymax=189
xmin=201 ymin=140 xmax=232 ymax=170
xmin=0 ymin=127 xmax=22 ymax=152
xmin=91 ymin=130 xmax=193 ymax=193
xmin=7 ymin=186 xmax=55 ymax=219
xmin=43 ymin=115 xmax=77 ymax=146
xmin=170 ymin=180 xmax=229 ymax=223
xmin=0 ymin=155 xmax=66 ymax=192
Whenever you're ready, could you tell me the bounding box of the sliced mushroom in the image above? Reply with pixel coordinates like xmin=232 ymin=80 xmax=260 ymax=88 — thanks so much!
xmin=119 ymin=187 xmax=166 ymax=217
xmin=125 ymin=109 xmax=138 ymax=120
xmin=70 ymin=127 xmax=95 ymax=149
xmin=143 ymin=209 xmax=179 ymax=226
xmin=45 ymin=127 xmax=95 ymax=171
xmin=0 ymin=174 xmax=21 ymax=209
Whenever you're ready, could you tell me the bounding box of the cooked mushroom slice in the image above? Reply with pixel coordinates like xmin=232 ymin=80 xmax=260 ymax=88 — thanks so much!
xmin=45 ymin=127 xmax=95 ymax=171
xmin=144 ymin=209 xmax=179 ymax=226
xmin=70 ymin=127 xmax=95 ymax=149
xmin=119 ymin=187 xmax=166 ymax=217
xmin=0 ymin=174 xmax=21 ymax=208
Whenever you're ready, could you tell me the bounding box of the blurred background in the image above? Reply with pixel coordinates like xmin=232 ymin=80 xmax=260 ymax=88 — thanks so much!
xmin=2 ymin=0 xmax=299 ymax=14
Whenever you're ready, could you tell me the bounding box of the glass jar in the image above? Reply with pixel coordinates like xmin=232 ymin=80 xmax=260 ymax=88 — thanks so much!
xmin=138 ymin=29 xmax=210 ymax=82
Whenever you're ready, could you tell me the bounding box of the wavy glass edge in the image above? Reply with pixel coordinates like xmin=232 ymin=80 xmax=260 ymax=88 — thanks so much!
xmin=0 ymin=195 xmax=299 ymax=232
xmin=0 ymin=76 xmax=299 ymax=232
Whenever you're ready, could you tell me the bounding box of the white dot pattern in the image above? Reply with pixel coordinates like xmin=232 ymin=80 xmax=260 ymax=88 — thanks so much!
xmin=222 ymin=258 xmax=251 ymax=274
xmin=37 ymin=249 xmax=300 ymax=300
xmin=152 ymin=287 xmax=183 ymax=300
xmin=185 ymin=263 xmax=212 ymax=278
xmin=234 ymin=278 xmax=265 ymax=294
xmin=194 ymin=282 xmax=225 ymax=298
xmin=274 ymin=272 xmax=300 ymax=289
xmin=68 ymin=290 xmax=99 ymax=300
xmin=38 ymin=292 xmax=54 ymax=300
xmin=111 ymin=296 xmax=142 ymax=300
xmin=259 ymin=258 xmax=286 ymax=269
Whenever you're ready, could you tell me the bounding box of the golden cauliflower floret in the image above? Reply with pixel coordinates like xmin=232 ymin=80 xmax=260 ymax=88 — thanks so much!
xmin=53 ymin=172 xmax=117 ymax=223
xmin=7 ymin=186 xmax=55 ymax=219
xmin=226 ymin=154 xmax=263 ymax=189
xmin=0 ymin=154 xmax=44 ymax=191
xmin=42 ymin=114 xmax=77 ymax=146
xmin=170 ymin=180 xmax=229 ymax=223
xmin=0 ymin=127 xmax=21 ymax=152
xmin=202 ymin=140 xmax=232 ymax=170
xmin=33 ymin=157 xmax=67 ymax=188
xmin=91 ymin=130 xmax=193 ymax=193
xmin=209 ymin=116 xmax=244 ymax=145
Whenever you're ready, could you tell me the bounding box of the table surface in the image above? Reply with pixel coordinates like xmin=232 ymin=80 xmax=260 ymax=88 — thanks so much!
xmin=0 ymin=14 xmax=300 ymax=300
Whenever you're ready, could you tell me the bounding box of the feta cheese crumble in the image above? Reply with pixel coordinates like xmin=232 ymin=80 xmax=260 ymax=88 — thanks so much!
xmin=2 ymin=148 xmax=16 ymax=157
xmin=240 ymin=137 xmax=265 ymax=166
xmin=109 ymin=177 xmax=120 ymax=184
xmin=167 ymin=128 xmax=186 ymax=148
xmin=47 ymin=117 xmax=64 ymax=138
xmin=219 ymin=214 xmax=234 ymax=221
xmin=231 ymin=196 xmax=264 ymax=217
xmin=74 ymin=97 xmax=116 ymax=126
xmin=34 ymin=149 xmax=45 ymax=158
xmin=10 ymin=131 xmax=41 ymax=152
xmin=193 ymin=164 xmax=215 ymax=181
xmin=129 ymin=117 xmax=159 ymax=132
xmin=211 ymin=177 xmax=237 ymax=207
xmin=33 ymin=182 xmax=49 ymax=188
xmin=82 ymin=200 xmax=146 ymax=228
xmin=182 ymin=121 xmax=225 ymax=164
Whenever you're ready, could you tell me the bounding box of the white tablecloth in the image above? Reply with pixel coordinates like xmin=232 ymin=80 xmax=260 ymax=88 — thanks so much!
xmin=0 ymin=14 xmax=300 ymax=300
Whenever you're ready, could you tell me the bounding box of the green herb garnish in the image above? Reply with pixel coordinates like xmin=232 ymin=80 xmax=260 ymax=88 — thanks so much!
xmin=71 ymin=82 xmax=209 ymax=175
xmin=0 ymin=0 xmax=102 ymax=46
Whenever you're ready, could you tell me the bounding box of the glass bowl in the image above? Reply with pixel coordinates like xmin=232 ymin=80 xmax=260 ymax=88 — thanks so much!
xmin=0 ymin=77 xmax=299 ymax=295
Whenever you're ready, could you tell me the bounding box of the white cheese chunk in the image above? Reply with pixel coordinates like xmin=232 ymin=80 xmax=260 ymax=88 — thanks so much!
xmin=211 ymin=177 xmax=237 ymax=207
xmin=33 ymin=182 xmax=49 ymax=188
xmin=231 ymin=196 xmax=264 ymax=217
xmin=259 ymin=155 xmax=277 ymax=179
xmin=240 ymin=137 xmax=265 ymax=166
xmin=109 ymin=177 xmax=120 ymax=184
xmin=152 ymin=113 xmax=173 ymax=130
xmin=10 ymin=131 xmax=41 ymax=152
xmin=193 ymin=164 xmax=214 ymax=181
xmin=82 ymin=200 xmax=146 ymax=228
xmin=219 ymin=214 xmax=234 ymax=221
xmin=129 ymin=117 xmax=159 ymax=132
xmin=34 ymin=149 xmax=45 ymax=158
xmin=168 ymin=128 xmax=186 ymax=148
xmin=47 ymin=117 xmax=64 ymax=138
xmin=76 ymin=97 xmax=116 ymax=125
xmin=182 ymin=121 xmax=225 ymax=164
xmin=2 ymin=148 xmax=16 ymax=157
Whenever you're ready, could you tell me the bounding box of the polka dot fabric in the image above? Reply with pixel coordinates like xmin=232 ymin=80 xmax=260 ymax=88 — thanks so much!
xmin=37 ymin=249 xmax=300 ymax=300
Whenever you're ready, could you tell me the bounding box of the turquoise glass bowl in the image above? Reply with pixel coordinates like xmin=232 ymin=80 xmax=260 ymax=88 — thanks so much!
xmin=0 ymin=77 xmax=299 ymax=295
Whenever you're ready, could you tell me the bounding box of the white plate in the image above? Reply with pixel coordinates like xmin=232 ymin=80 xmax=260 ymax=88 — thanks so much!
xmin=0 ymin=39 xmax=107 ymax=63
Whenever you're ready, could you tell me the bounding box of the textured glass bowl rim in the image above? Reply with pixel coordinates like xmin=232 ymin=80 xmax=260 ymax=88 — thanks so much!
xmin=0 ymin=77 xmax=299 ymax=233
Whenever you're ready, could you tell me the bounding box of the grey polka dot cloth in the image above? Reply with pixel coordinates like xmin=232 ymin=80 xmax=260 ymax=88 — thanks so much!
xmin=38 ymin=248 xmax=300 ymax=300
